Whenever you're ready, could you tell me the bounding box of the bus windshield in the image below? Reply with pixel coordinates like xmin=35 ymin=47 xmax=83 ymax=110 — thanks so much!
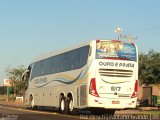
xmin=96 ymin=41 xmax=137 ymax=61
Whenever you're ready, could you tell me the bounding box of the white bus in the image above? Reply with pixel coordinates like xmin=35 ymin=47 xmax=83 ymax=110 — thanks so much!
xmin=22 ymin=40 xmax=138 ymax=115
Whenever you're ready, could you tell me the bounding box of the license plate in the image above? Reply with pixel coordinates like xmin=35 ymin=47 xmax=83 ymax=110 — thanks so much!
xmin=112 ymin=101 xmax=120 ymax=104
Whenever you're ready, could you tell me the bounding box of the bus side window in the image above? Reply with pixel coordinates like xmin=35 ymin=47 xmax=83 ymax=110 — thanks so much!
xmin=52 ymin=57 xmax=56 ymax=73
xmin=42 ymin=58 xmax=52 ymax=75
xmin=80 ymin=46 xmax=89 ymax=67
xmin=30 ymin=62 xmax=40 ymax=79
xmin=40 ymin=60 xmax=44 ymax=75
xmin=70 ymin=52 xmax=74 ymax=70
xmin=53 ymin=54 xmax=61 ymax=73
xmin=74 ymin=49 xmax=80 ymax=69
xmin=62 ymin=52 xmax=69 ymax=71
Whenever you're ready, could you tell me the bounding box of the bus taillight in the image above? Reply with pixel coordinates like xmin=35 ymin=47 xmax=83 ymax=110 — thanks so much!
xmin=131 ymin=80 xmax=138 ymax=98
xmin=89 ymin=78 xmax=99 ymax=97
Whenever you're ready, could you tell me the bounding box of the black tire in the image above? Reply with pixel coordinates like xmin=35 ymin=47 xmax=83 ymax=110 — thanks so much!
xmin=59 ymin=96 xmax=66 ymax=114
xmin=106 ymin=109 xmax=115 ymax=116
xmin=66 ymin=97 xmax=74 ymax=114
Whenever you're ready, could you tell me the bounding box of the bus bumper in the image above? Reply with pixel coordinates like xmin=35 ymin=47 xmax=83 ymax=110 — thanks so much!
xmin=88 ymin=97 xmax=137 ymax=109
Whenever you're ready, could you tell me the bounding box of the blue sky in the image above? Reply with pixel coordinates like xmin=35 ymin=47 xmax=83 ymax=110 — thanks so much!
xmin=0 ymin=0 xmax=160 ymax=85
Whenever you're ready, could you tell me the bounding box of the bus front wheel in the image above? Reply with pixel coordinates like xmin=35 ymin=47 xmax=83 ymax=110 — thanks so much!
xmin=30 ymin=95 xmax=36 ymax=110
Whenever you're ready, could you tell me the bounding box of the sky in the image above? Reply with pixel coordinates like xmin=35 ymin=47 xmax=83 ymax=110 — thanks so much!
xmin=0 ymin=0 xmax=160 ymax=85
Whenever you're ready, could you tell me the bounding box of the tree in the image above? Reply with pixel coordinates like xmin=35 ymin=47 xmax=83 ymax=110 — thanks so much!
xmin=5 ymin=65 xmax=27 ymax=96
xmin=139 ymin=50 xmax=160 ymax=86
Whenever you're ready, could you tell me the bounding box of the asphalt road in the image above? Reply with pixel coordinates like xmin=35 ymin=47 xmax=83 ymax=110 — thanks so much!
xmin=0 ymin=104 xmax=159 ymax=120
xmin=0 ymin=105 xmax=81 ymax=120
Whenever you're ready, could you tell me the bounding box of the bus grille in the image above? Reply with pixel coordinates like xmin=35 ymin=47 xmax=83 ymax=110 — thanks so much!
xmin=99 ymin=69 xmax=133 ymax=77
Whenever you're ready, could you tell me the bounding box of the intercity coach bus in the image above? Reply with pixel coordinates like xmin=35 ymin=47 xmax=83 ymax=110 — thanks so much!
xmin=22 ymin=39 xmax=138 ymax=115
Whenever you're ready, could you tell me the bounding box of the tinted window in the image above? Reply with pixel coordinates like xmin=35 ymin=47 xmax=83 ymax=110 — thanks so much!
xmin=31 ymin=45 xmax=90 ymax=79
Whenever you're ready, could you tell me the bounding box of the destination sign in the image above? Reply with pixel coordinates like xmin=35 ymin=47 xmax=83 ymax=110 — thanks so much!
xmin=99 ymin=61 xmax=134 ymax=68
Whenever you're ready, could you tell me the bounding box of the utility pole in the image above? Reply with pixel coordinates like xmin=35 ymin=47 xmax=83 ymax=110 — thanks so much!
xmin=6 ymin=86 xmax=9 ymax=102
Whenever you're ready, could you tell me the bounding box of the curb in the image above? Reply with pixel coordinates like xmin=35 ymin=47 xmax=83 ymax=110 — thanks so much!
xmin=0 ymin=101 xmax=25 ymax=108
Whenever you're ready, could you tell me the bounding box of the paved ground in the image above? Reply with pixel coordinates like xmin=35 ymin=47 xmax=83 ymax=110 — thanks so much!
xmin=0 ymin=101 xmax=160 ymax=120
xmin=0 ymin=100 xmax=25 ymax=108
xmin=0 ymin=100 xmax=159 ymax=114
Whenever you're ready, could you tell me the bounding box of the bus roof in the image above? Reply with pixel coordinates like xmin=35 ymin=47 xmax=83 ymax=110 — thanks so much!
xmin=33 ymin=40 xmax=94 ymax=62
xmin=32 ymin=39 xmax=136 ymax=62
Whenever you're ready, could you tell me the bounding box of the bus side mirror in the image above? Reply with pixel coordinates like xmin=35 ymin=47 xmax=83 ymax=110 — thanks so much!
xmin=22 ymin=70 xmax=30 ymax=89
xmin=21 ymin=70 xmax=30 ymax=82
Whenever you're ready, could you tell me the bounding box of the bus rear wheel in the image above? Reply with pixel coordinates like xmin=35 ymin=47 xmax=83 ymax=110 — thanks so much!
xmin=59 ymin=96 xmax=66 ymax=114
xmin=66 ymin=97 xmax=74 ymax=114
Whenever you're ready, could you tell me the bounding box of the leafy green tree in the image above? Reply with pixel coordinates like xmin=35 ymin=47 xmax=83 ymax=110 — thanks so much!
xmin=5 ymin=65 xmax=27 ymax=96
xmin=139 ymin=50 xmax=160 ymax=87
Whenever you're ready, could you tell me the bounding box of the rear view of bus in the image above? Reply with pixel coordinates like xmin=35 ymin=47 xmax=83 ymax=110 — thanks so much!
xmin=88 ymin=40 xmax=138 ymax=114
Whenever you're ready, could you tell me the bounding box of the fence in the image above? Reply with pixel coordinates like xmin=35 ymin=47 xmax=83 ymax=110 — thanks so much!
xmin=0 ymin=95 xmax=7 ymax=101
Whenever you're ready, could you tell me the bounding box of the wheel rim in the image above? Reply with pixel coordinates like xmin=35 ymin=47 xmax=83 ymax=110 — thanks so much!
xmin=69 ymin=99 xmax=73 ymax=111
xmin=61 ymin=99 xmax=65 ymax=111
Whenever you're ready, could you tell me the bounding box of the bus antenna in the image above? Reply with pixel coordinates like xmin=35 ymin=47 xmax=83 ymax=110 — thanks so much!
xmin=120 ymin=34 xmax=138 ymax=42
